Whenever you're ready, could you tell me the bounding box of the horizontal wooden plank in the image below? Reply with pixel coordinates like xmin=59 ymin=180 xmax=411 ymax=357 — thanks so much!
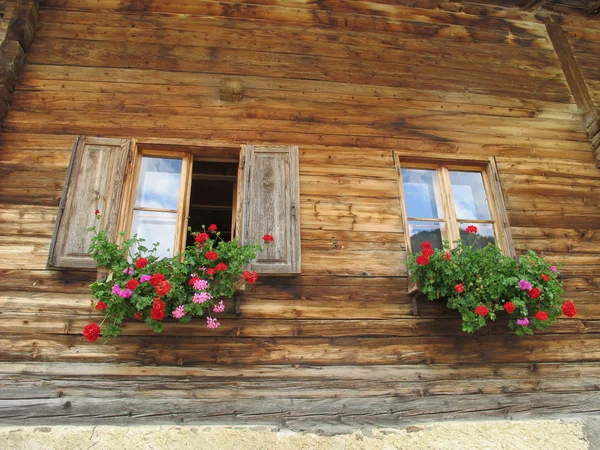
xmin=2 ymin=334 xmax=600 ymax=365
xmin=19 ymin=65 xmax=580 ymax=114
xmin=0 ymin=314 xmax=593 ymax=338
xmin=33 ymin=16 xmax=564 ymax=82
xmin=3 ymin=361 xmax=600 ymax=382
xmin=0 ymin=205 xmax=57 ymax=237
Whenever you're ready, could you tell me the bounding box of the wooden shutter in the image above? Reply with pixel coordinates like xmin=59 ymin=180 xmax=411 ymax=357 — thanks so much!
xmin=48 ymin=137 xmax=131 ymax=270
xmin=241 ymin=145 xmax=301 ymax=274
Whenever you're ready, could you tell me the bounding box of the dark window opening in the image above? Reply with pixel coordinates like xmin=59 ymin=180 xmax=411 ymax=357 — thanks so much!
xmin=187 ymin=160 xmax=238 ymax=246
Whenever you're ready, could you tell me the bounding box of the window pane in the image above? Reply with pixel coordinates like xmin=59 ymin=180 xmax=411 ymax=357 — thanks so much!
xmin=401 ymin=168 xmax=444 ymax=219
xmin=135 ymin=157 xmax=182 ymax=210
xmin=449 ymin=171 xmax=491 ymax=220
xmin=408 ymin=221 xmax=445 ymax=251
xmin=131 ymin=210 xmax=177 ymax=259
xmin=459 ymin=223 xmax=496 ymax=249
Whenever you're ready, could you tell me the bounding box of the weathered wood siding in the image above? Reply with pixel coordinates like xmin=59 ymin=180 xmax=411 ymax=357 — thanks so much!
xmin=0 ymin=0 xmax=599 ymax=426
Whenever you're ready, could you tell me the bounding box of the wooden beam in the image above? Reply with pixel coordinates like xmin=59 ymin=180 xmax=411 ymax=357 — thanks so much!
xmin=546 ymin=24 xmax=600 ymax=167
xmin=522 ymin=0 xmax=548 ymax=11
xmin=586 ymin=0 xmax=600 ymax=16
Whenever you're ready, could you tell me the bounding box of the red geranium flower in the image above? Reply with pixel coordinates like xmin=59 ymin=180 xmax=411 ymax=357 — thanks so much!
xmin=527 ymin=287 xmax=541 ymax=299
xmin=134 ymin=312 xmax=141 ymax=320
xmin=83 ymin=323 xmax=101 ymax=342
xmin=150 ymin=273 xmax=166 ymax=286
xmin=208 ymin=224 xmax=218 ymax=233
xmin=442 ymin=252 xmax=452 ymax=261
xmin=420 ymin=241 xmax=432 ymax=250
xmin=94 ymin=209 xmax=100 ymax=216
xmin=95 ymin=301 xmax=108 ymax=311
xmin=503 ymin=301 xmax=516 ymax=314
xmin=205 ymin=251 xmax=219 ymax=261
xmin=135 ymin=257 xmax=149 ymax=269
xmin=415 ymin=255 xmax=429 ymax=266
xmin=189 ymin=276 xmax=201 ymax=286
xmin=535 ymin=311 xmax=548 ymax=321
xmin=195 ymin=233 xmax=209 ymax=245
xmin=422 ymin=247 xmax=434 ymax=257
xmin=465 ymin=225 xmax=478 ymax=234
xmin=262 ymin=234 xmax=274 ymax=243
xmin=474 ymin=305 xmax=489 ymax=316
xmin=243 ymin=271 xmax=258 ymax=283
xmin=215 ymin=262 xmax=228 ymax=271
xmin=155 ymin=280 xmax=171 ymax=296
xmin=206 ymin=268 xmax=216 ymax=276
xmin=126 ymin=279 xmax=139 ymax=291
xmin=151 ymin=298 xmax=166 ymax=321
xmin=455 ymin=283 xmax=464 ymax=293
xmin=562 ymin=300 xmax=577 ymax=318
xmin=541 ymin=274 xmax=550 ymax=282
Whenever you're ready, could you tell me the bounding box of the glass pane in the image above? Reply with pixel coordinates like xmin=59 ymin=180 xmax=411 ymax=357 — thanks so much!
xmin=459 ymin=223 xmax=496 ymax=250
xmin=408 ymin=221 xmax=445 ymax=251
xmin=449 ymin=171 xmax=491 ymax=220
xmin=135 ymin=157 xmax=182 ymax=210
xmin=131 ymin=210 xmax=177 ymax=259
xmin=401 ymin=168 xmax=444 ymax=219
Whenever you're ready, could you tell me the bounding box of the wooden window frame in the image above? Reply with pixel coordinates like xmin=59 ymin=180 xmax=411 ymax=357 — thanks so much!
xmin=395 ymin=155 xmax=514 ymax=258
xmin=116 ymin=139 xmax=242 ymax=256
xmin=394 ymin=154 xmax=514 ymax=315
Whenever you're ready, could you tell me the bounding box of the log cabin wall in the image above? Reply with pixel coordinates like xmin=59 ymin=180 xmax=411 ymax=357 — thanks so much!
xmin=1 ymin=0 xmax=600 ymax=427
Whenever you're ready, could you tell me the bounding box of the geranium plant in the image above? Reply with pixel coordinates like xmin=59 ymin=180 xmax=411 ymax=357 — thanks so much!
xmin=83 ymin=213 xmax=272 ymax=343
xmin=407 ymin=226 xmax=577 ymax=336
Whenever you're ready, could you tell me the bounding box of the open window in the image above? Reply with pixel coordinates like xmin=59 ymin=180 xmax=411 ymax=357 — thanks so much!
xmin=48 ymin=137 xmax=301 ymax=274
xmin=395 ymin=156 xmax=514 ymax=257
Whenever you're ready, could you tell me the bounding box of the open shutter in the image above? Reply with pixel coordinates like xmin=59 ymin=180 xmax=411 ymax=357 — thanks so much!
xmin=241 ymin=144 xmax=301 ymax=274
xmin=48 ymin=137 xmax=131 ymax=270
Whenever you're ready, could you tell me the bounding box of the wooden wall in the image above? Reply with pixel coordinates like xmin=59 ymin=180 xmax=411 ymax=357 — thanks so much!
xmin=1 ymin=0 xmax=600 ymax=427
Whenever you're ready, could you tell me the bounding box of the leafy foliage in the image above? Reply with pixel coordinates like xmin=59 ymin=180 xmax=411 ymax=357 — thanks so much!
xmin=86 ymin=217 xmax=263 ymax=343
xmin=407 ymin=230 xmax=575 ymax=335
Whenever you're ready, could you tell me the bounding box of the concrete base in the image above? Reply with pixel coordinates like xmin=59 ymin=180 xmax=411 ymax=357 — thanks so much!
xmin=0 ymin=420 xmax=591 ymax=449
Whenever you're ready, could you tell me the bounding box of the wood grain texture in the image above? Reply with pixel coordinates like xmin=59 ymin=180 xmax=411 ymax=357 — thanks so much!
xmin=0 ymin=0 xmax=599 ymax=427
xmin=48 ymin=137 xmax=130 ymax=270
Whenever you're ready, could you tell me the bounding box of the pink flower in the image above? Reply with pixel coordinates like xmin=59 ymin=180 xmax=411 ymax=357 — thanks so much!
xmin=139 ymin=275 xmax=151 ymax=283
xmin=119 ymin=289 xmax=133 ymax=299
xmin=550 ymin=265 xmax=557 ymax=273
xmin=111 ymin=284 xmax=121 ymax=294
xmin=516 ymin=317 xmax=529 ymax=326
xmin=193 ymin=292 xmax=213 ymax=303
xmin=519 ymin=279 xmax=532 ymax=290
xmin=193 ymin=279 xmax=209 ymax=290
xmin=207 ymin=317 xmax=220 ymax=329
xmin=172 ymin=305 xmax=187 ymax=319
xmin=213 ymin=300 xmax=225 ymax=313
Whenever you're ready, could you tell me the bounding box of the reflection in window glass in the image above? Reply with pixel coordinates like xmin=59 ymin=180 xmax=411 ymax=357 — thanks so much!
xmin=408 ymin=221 xmax=445 ymax=251
xmin=449 ymin=171 xmax=491 ymax=220
xmin=135 ymin=157 xmax=182 ymax=210
xmin=131 ymin=210 xmax=177 ymax=259
xmin=401 ymin=168 xmax=444 ymax=219
xmin=459 ymin=223 xmax=496 ymax=250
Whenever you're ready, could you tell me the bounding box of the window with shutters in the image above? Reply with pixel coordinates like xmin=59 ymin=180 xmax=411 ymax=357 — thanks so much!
xmin=395 ymin=157 xmax=514 ymax=257
xmin=48 ymin=138 xmax=301 ymax=274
